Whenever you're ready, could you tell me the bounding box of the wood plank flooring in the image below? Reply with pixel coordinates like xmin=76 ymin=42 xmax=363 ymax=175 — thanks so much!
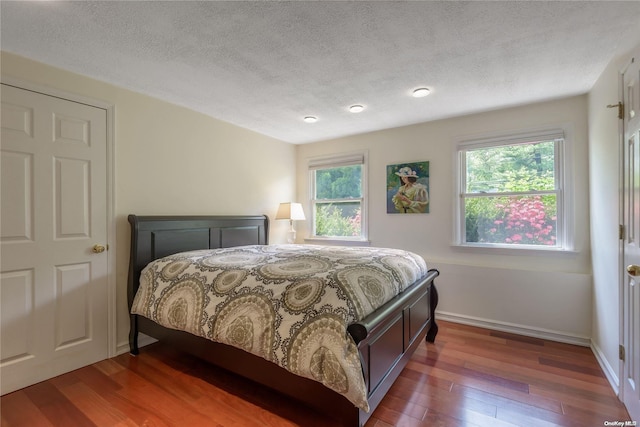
xmin=1 ymin=320 xmax=632 ymax=427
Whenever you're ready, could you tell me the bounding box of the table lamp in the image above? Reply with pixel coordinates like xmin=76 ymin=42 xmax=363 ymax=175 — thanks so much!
xmin=275 ymin=202 xmax=305 ymax=243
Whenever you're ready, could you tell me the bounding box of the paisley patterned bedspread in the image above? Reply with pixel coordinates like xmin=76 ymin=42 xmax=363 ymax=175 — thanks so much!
xmin=131 ymin=244 xmax=428 ymax=411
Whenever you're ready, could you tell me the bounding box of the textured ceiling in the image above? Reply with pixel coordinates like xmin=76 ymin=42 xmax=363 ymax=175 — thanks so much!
xmin=2 ymin=1 xmax=640 ymax=144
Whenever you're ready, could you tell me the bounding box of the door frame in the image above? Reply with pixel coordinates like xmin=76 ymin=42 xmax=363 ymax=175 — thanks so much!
xmin=1 ymin=76 xmax=117 ymax=359
xmin=619 ymin=52 xmax=639 ymax=417
xmin=618 ymin=55 xmax=626 ymax=404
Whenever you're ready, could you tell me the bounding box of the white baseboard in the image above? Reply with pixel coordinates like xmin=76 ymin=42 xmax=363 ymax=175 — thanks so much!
xmin=435 ymin=311 xmax=591 ymax=347
xmin=115 ymin=333 xmax=158 ymax=356
xmin=591 ymin=340 xmax=620 ymax=396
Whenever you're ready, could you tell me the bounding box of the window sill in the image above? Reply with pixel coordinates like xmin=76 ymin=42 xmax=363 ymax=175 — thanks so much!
xmin=304 ymin=237 xmax=371 ymax=247
xmin=451 ymin=243 xmax=578 ymax=256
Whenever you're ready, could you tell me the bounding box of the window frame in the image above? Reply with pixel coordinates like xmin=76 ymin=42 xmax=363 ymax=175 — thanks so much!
xmin=306 ymin=151 xmax=369 ymax=245
xmin=454 ymin=127 xmax=574 ymax=252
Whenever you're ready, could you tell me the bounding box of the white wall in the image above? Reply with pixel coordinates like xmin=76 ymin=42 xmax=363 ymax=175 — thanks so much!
xmin=296 ymin=96 xmax=592 ymax=343
xmin=2 ymin=47 xmax=618 ymax=364
xmin=1 ymin=52 xmax=297 ymax=352
xmin=588 ymin=44 xmax=640 ymax=391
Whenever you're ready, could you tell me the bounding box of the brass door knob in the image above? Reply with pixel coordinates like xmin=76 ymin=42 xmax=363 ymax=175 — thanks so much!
xmin=92 ymin=244 xmax=106 ymax=253
xmin=627 ymin=264 xmax=640 ymax=276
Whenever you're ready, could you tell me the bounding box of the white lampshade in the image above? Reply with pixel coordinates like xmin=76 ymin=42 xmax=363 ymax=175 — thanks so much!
xmin=276 ymin=202 xmax=305 ymax=243
xmin=275 ymin=202 xmax=306 ymax=221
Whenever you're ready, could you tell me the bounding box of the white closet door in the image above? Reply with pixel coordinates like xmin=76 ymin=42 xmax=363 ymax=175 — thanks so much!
xmin=1 ymin=84 xmax=109 ymax=394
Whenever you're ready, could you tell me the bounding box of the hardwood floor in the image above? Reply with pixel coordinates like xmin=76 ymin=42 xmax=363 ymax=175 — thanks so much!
xmin=1 ymin=320 xmax=631 ymax=427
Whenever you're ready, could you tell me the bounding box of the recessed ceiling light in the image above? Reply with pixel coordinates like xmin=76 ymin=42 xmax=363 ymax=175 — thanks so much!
xmin=349 ymin=104 xmax=364 ymax=113
xmin=303 ymin=116 xmax=318 ymax=123
xmin=412 ymin=88 xmax=430 ymax=98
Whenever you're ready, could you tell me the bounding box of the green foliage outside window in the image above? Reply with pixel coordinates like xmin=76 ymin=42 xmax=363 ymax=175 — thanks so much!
xmin=314 ymin=165 xmax=362 ymax=238
xmin=315 ymin=204 xmax=361 ymax=237
xmin=464 ymin=141 xmax=559 ymax=246
xmin=315 ymin=165 xmax=361 ymax=199
xmin=466 ymin=141 xmax=555 ymax=193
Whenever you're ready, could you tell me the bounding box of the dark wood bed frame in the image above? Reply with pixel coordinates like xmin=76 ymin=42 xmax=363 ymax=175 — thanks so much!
xmin=127 ymin=214 xmax=440 ymax=427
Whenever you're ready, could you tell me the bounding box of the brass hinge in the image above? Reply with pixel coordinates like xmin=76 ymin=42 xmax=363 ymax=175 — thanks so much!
xmin=620 ymin=344 xmax=626 ymax=361
xmin=620 ymin=224 xmax=626 ymax=240
xmin=607 ymin=102 xmax=624 ymax=120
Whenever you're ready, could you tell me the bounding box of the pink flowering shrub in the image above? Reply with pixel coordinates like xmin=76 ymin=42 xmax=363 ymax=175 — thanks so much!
xmin=470 ymin=195 xmax=557 ymax=246
xmin=348 ymin=209 xmax=362 ymax=236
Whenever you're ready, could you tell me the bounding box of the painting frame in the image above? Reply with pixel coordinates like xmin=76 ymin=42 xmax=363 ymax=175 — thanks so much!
xmin=386 ymin=161 xmax=430 ymax=214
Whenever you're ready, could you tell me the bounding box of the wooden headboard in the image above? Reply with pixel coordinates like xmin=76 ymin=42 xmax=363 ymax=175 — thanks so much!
xmin=127 ymin=214 xmax=269 ymax=313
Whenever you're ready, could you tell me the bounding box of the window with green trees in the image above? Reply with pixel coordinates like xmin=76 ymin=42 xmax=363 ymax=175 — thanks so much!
xmin=458 ymin=129 xmax=570 ymax=250
xmin=309 ymin=154 xmax=366 ymax=240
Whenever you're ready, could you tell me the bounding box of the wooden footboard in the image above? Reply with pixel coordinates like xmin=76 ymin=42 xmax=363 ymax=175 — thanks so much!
xmin=127 ymin=214 xmax=439 ymax=427
xmin=349 ymin=269 xmax=439 ymax=425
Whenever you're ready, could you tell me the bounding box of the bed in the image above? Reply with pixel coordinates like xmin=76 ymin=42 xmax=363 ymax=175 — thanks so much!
xmin=127 ymin=214 xmax=439 ymax=427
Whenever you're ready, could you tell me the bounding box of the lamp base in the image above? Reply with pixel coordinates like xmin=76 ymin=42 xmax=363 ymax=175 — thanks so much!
xmin=286 ymin=221 xmax=296 ymax=244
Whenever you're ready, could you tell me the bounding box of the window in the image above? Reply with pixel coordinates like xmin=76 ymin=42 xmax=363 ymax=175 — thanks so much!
xmin=456 ymin=128 xmax=572 ymax=251
xmin=309 ymin=152 xmax=367 ymax=242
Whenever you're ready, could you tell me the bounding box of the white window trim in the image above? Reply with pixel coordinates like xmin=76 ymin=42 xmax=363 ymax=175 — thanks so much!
xmin=305 ymin=151 xmax=369 ymax=245
xmin=453 ymin=125 xmax=575 ymax=253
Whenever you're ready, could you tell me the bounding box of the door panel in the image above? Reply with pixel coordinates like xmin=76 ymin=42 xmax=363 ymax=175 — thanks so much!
xmin=54 ymin=262 xmax=91 ymax=349
xmin=623 ymin=53 xmax=640 ymax=422
xmin=1 ymin=151 xmax=33 ymax=242
xmin=55 ymin=157 xmax=90 ymax=238
xmin=0 ymin=84 xmax=108 ymax=395
xmin=0 ymin=269 xmax=35 ymax=364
